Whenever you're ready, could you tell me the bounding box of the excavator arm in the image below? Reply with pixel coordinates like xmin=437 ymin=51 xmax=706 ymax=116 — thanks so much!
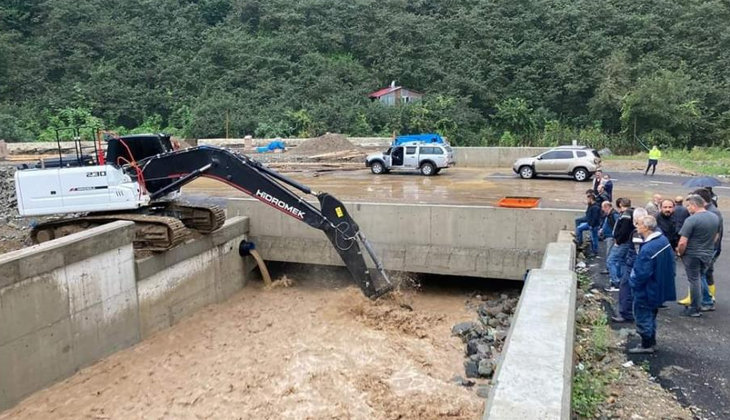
xmin=135 ymin=145 xmax=393 ymax=299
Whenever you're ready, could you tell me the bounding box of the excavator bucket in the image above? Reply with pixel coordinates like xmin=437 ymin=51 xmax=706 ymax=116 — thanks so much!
xmin=317 ymin=193 xmax=394 ymax=299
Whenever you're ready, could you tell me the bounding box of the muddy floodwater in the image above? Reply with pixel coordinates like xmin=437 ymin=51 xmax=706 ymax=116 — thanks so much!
xmin=184 ymin=165 xmax=708 ymax=210
xmin=0 ymin=279 xmax=485 ymax=420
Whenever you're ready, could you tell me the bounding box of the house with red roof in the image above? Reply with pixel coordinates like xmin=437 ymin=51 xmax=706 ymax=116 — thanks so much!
xmin=368 ymin=81 xmax=423 ymax=106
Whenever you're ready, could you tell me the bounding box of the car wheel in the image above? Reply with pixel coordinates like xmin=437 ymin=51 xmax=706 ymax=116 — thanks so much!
xmin=519 ymin=165 xmax=534 ymax=179
xmin=573 ymin=167 xmax=589 ymax=182
xmin=420 ymin=162 xmax=435 ymax=176
xmin=371 ymin=161 xmax=385 ymax=175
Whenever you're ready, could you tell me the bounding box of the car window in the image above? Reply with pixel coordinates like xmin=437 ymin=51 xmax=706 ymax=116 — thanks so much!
xmin=554 ymin=151 xmax=574 ymax=159
xmin=591 ymin=149 xmax=601 ymax=158
xmin=406 ymin=146 xmax=417 ymax=155
xmin=576 ymin=151 xmax=586 ymax=157
xmin=541 ymin=151 xmax=560 ymax=160
xmin=432 ymin=147 xmax=444 ymax=155
xmin=421 ymin=147 xmax=433 ymax=154
xmin=385 ymin=147 xmax=392 ymax=155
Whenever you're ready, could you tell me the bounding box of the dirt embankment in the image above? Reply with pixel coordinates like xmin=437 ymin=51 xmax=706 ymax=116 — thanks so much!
xmin=290 ymin=133 xmax=360 ymax=155
xmin=0 ymin=280 xmax=487 ymax=420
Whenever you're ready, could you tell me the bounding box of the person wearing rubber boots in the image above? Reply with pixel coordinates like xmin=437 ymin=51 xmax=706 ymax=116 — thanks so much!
xmin=676 ymin=194 xmax=719 ymax=316
xmin=695 ymin=188 xmax=722 ymax=307
xmin=628 ymin=215 xmax=676 ymax=353
xmin=678 ymin=189 xmax=722 ymax=308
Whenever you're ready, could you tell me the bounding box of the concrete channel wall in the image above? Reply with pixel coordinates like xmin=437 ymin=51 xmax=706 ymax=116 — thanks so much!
xmin=484 ymin=232 xmax=577 ymax=420
xmin=227 ymin=198 xmax=582 ymax=281
xmin=0 ymin=217 xmax=251 ymax=412
xmin=135 ymin=218 xmax=252 ymax=338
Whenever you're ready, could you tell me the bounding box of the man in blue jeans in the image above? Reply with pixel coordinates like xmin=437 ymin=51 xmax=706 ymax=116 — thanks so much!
xmin=677 ymin=194 xmax=719 ymax=316
xmin=599 ymin=201 xmax=620 ymax=275
xmin=575 ymin=192 xmax=601 ymax=256
xmin=607 ymin=198 xmax=633 ymax=291
xmin=629 ymin=215 xmax=676 ymax=353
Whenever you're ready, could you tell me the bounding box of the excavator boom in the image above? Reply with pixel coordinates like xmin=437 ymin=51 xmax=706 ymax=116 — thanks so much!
xmin=137 ymin=146 xmax=393 ymax=299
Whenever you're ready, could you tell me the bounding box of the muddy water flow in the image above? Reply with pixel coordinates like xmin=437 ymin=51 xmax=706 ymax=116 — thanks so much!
xmin=0 ymin=268 xmax=513 ymax=420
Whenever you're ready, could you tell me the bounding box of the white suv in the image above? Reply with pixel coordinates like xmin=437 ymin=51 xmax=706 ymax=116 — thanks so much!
xmin=365 ymin=142 xmax=455 ymax=176
xmin=512 ymin=146 xmax=601 ymax=181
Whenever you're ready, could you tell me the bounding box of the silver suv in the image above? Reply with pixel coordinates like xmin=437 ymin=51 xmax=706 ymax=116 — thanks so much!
xmin=366 ymin=142 xmax=455 ymax=176
xmin=512 ymin=146 xmax=601 ymax=181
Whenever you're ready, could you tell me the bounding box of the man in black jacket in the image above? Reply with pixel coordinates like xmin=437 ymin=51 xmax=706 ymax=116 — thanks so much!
xmin=607 ymin=198 xmax=636 ymax=322
xmin=575 ymin=192 xmax=602 ymax=256
xmin=673 ymin=195 xmax=690 ymax=233
xmin=592 ymin=170 xmax=603 ymax=193
xmin=656 ymin=199 xmax=679 ymax=248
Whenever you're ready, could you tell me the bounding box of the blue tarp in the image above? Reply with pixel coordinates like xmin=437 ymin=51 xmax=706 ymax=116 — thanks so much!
xmin=256 ymin=140 xmax=286 ymax=153
xmin=392 ymin=133 xmax=444 ymax=146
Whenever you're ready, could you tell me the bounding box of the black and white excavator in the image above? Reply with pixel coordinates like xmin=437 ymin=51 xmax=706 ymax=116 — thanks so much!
xmin=14 ymin=131 xmax=393 ymax=299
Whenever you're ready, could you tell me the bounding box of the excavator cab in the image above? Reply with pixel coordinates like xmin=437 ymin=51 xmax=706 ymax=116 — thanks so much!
xmin=105 ymin=133 xmax=177 ymax=194
xmin=105 ymin=133 xmax=174 ymax=164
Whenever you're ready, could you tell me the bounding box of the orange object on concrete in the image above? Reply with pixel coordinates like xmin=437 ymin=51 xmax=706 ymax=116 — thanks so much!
xmin=497 ymin=196 xmax=541 ymax=209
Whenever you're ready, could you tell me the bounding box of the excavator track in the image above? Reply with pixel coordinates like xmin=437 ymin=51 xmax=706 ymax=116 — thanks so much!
xmin=31 ymin=214 xmax=189 ymax=251
xmin=157 ymin=202 xmax=226 ymax=233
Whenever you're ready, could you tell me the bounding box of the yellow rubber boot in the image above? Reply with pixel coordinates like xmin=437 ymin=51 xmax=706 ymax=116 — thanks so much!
xmin=709 ymin=284 xmax=716 ymax=299
xmin=677 ymin=288 xmax=691 ymax=306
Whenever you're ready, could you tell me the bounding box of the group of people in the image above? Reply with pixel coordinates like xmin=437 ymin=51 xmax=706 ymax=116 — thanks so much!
xmin=574 ymin=173 xmax=723 ymax=353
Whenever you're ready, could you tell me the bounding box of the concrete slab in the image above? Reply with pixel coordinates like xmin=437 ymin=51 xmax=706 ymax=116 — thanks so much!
xmin=541 ymin=242 xmax=576 ymax=271
xmin=484 ymin=268 xmax=576 ymax=420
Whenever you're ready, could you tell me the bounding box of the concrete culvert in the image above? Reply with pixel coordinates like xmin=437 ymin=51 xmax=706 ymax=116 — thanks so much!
xmin=1 ymin=264 xmax=520 ymax=420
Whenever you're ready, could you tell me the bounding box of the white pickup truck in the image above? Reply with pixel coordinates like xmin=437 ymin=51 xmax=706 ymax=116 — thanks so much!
xmin=365 ymin=141 xmax=455 ymax=176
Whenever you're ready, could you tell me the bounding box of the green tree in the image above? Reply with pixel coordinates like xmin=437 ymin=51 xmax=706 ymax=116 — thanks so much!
xmin=620 ymin=69 xmax=702 ymax=147
xmin=492 ymin=98 xmax=537 ymax=141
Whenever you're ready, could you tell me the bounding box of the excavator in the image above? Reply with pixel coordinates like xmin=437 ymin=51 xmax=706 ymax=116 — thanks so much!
xmin=14 ymin=132 xmax=393 ymax=299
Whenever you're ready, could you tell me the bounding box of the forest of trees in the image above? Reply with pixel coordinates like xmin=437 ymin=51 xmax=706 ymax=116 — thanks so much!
xmin=1 ymin=0 xmax=729 ymax=151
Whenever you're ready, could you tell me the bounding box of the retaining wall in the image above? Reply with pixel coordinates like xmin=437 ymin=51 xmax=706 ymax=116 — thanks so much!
xmin=0 ymin=222 xmax=139 ymax=411
xmin=227 ymin=198 xmax=582 ymax=281
xmin=452 ymin=147 xmax=550 ymax=168
xmin=484 ymin=232 xmax=576 ymax=420
xmin=7 ymin=139 xmax=550 ymax=168
xmin=198 ymin=139 xmax=548 ymax=168
xmin=0 ymin=217 xmax=252 ymax=411
xmin=135 ymin=218 xmax=252 ymax=338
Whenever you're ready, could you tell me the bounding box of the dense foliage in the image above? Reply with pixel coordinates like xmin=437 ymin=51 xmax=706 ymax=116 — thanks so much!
xmin=1 ymin=0 xmax=729 ymax=150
